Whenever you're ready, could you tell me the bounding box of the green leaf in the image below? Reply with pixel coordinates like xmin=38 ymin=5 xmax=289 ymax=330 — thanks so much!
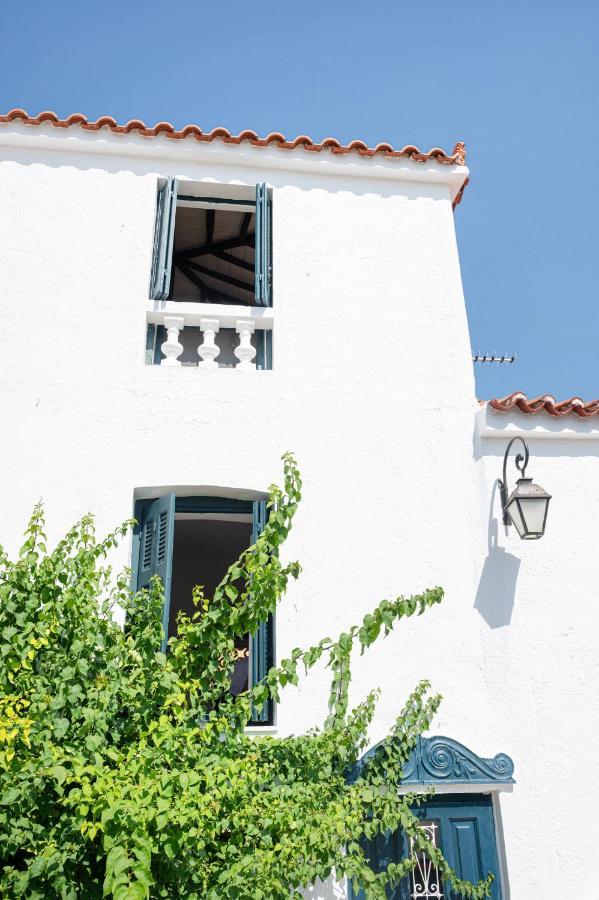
xmin=0 ymin=458 xmax=465 ymax=900
xmin=0 ymin=787 xmax=19 ymax=806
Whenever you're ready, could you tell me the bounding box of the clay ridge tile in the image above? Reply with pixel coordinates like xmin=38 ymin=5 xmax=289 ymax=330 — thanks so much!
xmin=0 ymin=108 xmax=467 ymax=166
xmin=489 ymin=393 xmax=599 ymax=418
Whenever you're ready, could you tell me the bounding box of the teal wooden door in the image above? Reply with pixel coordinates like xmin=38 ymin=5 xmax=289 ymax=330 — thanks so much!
xmin=350 ymin=794 xmax=502 ymax=899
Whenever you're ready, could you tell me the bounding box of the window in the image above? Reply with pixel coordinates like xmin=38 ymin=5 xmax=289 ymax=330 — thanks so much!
xmin=150 ymin=180 xmax=272 ymax=307
xmin=131 ymin=495 xmax=273 ymax=723
xmin=350 ymin=794 xmax=503 ymax=900
xmin=146 ymin=180 xmax=273 ymax=370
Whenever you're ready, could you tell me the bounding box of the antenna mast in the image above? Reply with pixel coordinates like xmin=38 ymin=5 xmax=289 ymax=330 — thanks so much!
xmin=472 ymin=353 xmax=516 ymax=365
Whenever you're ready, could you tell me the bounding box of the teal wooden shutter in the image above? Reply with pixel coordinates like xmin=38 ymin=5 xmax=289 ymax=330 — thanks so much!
xmin=149 ymin=178 xmax=178 ymax=301
xmin=145 ymin=324 xmax=156 ymax=365
xmin=255 ymin=330 xmax=273 ymax=370
xmin=254 ymin=183 xmax=272 ymax=307
xmin=135 ymin=493 xmax=176 ymax=651
xmin=250 ymin=499 xmax=271 ymax=722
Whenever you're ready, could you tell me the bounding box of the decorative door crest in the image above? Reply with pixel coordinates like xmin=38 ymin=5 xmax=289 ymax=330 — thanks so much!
xmin=349 ymin=735 xmax=515 ymax=786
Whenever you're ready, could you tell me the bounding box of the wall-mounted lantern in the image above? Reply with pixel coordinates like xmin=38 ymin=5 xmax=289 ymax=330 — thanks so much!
xmin=498 ymin=438 xmax=551 ymax=540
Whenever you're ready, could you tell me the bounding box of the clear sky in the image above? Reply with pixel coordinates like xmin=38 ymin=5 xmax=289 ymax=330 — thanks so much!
xmin=2 ymin=0 xmax=597 ymax=401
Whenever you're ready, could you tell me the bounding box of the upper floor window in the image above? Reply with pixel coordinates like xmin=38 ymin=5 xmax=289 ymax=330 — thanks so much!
xmin=146 ymin=181 xmax=273 ymax=369
xmin=131 ymin=494 xmax=273 ymax=723
xmin=150 ymin=180 xmax=272 ymax=307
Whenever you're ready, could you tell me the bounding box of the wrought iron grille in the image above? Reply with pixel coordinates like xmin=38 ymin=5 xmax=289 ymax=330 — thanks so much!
xmin=409 ymin=820 xmax=444 ymax=899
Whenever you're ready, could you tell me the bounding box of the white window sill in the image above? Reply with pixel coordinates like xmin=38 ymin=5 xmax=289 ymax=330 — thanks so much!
xmin=148 ymin=300 xmax=274 ymax=329
xmin=244 ymin=725 xmax=279 ymax=736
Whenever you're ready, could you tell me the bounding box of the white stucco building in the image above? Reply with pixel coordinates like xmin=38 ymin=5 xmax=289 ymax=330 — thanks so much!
xmin=1 ymin=107 xmax=598 ymax=899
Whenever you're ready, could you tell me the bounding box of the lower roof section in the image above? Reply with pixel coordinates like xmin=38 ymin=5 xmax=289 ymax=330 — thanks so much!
xmin=490 ymin=392 xmax=599 ymax=418
xmin=478 ymin=393 xmax=599 ymax=439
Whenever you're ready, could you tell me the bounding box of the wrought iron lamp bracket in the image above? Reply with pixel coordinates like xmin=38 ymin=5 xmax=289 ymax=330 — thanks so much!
xmin=498 ymin=436 xmax=530 ymax=527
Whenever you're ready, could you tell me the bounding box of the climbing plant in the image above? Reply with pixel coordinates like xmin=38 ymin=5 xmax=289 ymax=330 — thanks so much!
xmin=0 ymin=454 xmax=492 ymax=899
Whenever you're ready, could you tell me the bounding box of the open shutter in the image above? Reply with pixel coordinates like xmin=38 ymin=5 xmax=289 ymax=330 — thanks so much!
xmin=149 ymin=178 xmax=178 ymax=301
xmin=254 ymin=183 xmax=272 ymax=307
xmin=136 ymin=493 xmax=176 ymax=651
xmin=250 ymin=499 xmax=271 ymax=722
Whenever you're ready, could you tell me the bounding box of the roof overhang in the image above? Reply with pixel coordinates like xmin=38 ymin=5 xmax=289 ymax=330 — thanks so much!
xmin=0 ymin=111 xmax=469 ymax=204
xmin=477 ymin=401 xmax=599 ymax=441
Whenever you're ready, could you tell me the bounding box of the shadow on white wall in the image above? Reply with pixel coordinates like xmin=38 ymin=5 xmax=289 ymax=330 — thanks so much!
xmin=474 ymin=480 xmax=521 ymax=628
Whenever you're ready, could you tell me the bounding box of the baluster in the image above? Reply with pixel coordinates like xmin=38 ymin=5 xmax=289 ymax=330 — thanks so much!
xmin=234 ymin=318 xmax=256 ymax=370
xmin=160 ymin=315 xmax=184 ymax=367
xmin=197 ymin=318 xmax=221 ymax=368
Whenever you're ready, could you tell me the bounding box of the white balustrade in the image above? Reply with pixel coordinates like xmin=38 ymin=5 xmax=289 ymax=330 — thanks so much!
xmin=197 ymin=318 xmax=220 ymax=368
xmin=160 ymin=315 xmax=184 ymax=367
xmin=234 ymin=318 xmax=256 ymax=370
xmin=149 ymin=303 xmax=272 ymax=371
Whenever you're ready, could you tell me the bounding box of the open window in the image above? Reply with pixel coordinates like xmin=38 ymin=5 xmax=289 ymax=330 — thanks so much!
xmin=149 ymin=180 xmax=272 ymax=308
xmin=132 ymin=495 xmax=273 ymax=723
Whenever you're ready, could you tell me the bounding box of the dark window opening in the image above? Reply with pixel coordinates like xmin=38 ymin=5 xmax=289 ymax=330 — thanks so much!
xmin=172 ymin=204 xmax=256 ymax=305
xmin=169 ymin=513 xmax=253 ymax=693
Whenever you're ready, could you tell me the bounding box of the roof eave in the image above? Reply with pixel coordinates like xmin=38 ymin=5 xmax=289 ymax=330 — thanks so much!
xmin=0 ymin=109 xmax=470 ymax=203
xmin=477 ymin=399 xmax=599 ymax=441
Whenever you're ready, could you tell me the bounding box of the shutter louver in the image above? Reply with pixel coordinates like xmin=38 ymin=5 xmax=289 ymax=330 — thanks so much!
xmin=135 ymin=493 xmax=176 ymax=651
xmin=142 ymin=523 xmax=154 ymax=571
xmin=157 ymin=510 xmax=168 ymax=563
xmin=149 ymin=178 xmax=178 ymax=301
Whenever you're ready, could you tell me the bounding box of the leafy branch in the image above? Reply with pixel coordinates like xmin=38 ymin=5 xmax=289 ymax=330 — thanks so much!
xmin=0 ymin=455 xmax=492 ymax=899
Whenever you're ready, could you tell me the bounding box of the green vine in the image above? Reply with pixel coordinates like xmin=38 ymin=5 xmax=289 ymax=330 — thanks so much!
xmin=0 ymin=454 xmax=492 ymax=899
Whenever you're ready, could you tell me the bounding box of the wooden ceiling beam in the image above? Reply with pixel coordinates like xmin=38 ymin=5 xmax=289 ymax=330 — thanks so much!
xmin=177 ymin=265 xmax=247 ymax=305
xmin=185 ymin=261 xmax=253 ymax=293
xmin=175 ymin=234 xmax=254 ymax=262
xmin=206 ymin=208 xmax=215 ymax=245
xmin=208 ymin=249 xmax=255 ymax=273
xmin=240 ymin=212 xmax=252 ymax=239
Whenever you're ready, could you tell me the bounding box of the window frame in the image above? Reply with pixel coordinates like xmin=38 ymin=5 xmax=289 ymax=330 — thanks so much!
xmin=149 ymin=179 xmax=272 ymax=308
xmin=131 ymin=493 xmax=274 ymax=725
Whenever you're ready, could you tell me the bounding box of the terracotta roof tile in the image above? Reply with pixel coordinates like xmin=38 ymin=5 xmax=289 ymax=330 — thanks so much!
xmin=489 ymin=392 xmax=599 ymax=418
xmin=0 ymin=108 xmax=467 ymax=165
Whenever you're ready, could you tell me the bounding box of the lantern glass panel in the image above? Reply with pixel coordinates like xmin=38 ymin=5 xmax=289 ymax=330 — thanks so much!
xmin=506 ymin=496 xmax=527 ymax=538
xmin=518 ymin=497 xmax=549 ymax=537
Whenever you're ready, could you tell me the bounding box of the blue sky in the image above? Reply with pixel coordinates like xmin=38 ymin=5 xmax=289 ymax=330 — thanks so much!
xmin=2 ymin=0 xmax=597 ymax=400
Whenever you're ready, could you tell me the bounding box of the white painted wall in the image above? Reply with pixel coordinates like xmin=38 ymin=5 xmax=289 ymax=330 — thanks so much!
xmin=0 ymin=123 xmax=597 ymax=898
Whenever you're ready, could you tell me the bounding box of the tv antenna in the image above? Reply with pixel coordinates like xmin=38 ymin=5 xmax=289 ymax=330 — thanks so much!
xmin=472 ymin=352 xmax=516 ymax=365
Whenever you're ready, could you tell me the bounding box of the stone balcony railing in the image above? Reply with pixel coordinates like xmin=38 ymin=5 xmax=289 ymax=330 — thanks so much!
xmin=146 ymin=302 xmax=274 ymax=370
